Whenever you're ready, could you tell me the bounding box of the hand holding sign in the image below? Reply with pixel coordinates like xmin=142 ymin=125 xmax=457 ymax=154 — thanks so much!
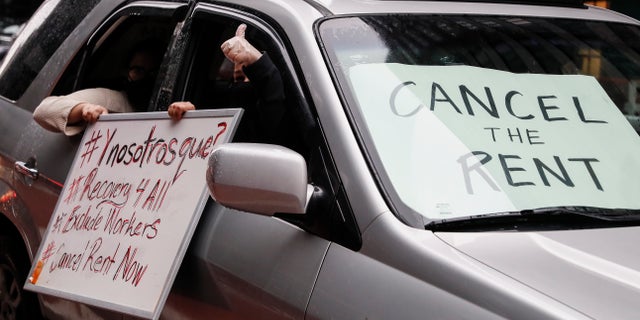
xmin=71 ymin=103 xmax=109 ymax=125
xmin=167 ymin=101 xmax=195 ymax=120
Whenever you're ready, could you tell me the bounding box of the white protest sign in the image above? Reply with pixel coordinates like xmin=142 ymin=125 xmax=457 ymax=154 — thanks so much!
xmin=24 ymin=109 xmax=242 ymax=319
xmin=349 ymin=63 xmax=640 ymax=218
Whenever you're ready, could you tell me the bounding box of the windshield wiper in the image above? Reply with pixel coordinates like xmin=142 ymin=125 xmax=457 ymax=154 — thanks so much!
xmin=425 ymin=206 xmax=640 ymax=232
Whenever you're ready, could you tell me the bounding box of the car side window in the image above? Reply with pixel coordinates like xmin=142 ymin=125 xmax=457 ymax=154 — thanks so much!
xmin=0 ymin=0 xmax=101 ymax=101
xmin=176 ymin=15 xmax=300 ymax=145
xmin=176 ymin=10 xmax=362 ymax=250
xmin=51 ymin=14 xmax=179 ymax=113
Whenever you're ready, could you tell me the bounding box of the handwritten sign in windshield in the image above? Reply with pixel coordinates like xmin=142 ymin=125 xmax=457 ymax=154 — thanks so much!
xmin=349 ymin=64 xmax=640 ymax=218
xmin=25 ymin=109 xmax=242 ymax=319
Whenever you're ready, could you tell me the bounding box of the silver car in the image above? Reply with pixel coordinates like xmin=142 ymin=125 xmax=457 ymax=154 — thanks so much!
xmin=1 ymin=0 xmax=640 ymax=319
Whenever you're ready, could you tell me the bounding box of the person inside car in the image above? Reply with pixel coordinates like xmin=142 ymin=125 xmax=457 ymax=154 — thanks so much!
xmin=33 ymin=38 xmax=195 ymax=136
xmin=34 ymin=26 xmax=284 ymax=141
xmin=218 ymin=23 xmax=285 ymax=143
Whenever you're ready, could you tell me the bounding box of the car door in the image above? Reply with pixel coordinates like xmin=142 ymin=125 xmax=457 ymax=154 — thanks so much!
xmin=158 ymin=4 xmax=363 ymax=319
xmin=0 ymin=1 xmax=126 ymax=319
xmin=0 ymin=1 xmax=189 ymax=319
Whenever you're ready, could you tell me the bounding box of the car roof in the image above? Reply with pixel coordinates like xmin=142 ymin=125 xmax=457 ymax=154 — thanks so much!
xmin=261 ymin=0 xmax=637 ymax=24
xmin=341 ymin=0 xmax=586 ymax=6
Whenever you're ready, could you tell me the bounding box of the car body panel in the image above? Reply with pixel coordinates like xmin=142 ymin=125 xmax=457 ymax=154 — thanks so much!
xmin=181 ymin=202 xmax=330 ymax=319
xmin=310 ymin=211 xmax=592 ymax=320
xmin=313 ymin=0 xmax=638 ymax=23
xmin=437 ymin=227 xmax=640 ymax=319
xmin=1 ymin=0 xmax=639 ymax=319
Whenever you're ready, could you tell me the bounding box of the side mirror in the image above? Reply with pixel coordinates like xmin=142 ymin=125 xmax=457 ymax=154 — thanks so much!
xmin=206 ymin=143 xmax=310 ymax=216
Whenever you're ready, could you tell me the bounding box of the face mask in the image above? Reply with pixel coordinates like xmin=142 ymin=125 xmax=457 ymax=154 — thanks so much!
xmin=125 ymin=78 xmax=155 ymax=112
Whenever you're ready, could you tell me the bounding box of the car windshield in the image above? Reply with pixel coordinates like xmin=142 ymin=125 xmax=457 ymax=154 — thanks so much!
xmin=319 ymin=14 xmax=640 ymax=224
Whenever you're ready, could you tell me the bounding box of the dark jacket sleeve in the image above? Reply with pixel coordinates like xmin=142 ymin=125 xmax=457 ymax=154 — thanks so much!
xmin=242 ymin=52 xmax=286 ymax=143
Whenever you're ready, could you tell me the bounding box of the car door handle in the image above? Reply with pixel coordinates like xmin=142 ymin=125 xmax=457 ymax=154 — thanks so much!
xmin=15 ymin=161 xmax=39 ymax=180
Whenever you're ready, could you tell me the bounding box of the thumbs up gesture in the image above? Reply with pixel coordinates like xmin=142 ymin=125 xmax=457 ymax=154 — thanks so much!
xmin=221 ymin=24 xmax=263 ymax=68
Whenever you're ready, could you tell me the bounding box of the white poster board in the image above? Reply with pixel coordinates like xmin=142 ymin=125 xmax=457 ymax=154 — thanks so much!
xmin=349 ymin=63 xmax=640 ymax=218
xmin=24 ymin=109 xmax=242 ymax=319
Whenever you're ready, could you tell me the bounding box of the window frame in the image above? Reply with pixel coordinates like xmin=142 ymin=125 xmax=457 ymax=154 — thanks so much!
xmin=171 ymin=3 xmax=363 ymax=250
xmin=50 ymin=3 xmax=188 ymax=110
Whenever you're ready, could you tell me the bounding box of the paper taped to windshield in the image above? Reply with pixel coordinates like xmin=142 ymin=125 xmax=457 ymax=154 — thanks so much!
xmin=349 ymin=63 xmax=640 ymax=218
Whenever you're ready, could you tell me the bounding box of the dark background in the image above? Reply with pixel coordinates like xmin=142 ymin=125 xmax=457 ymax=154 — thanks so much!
xmin=611 ymin=1 xmax=640 ymax=19
xmin=587 ymin=0 xmax=640 ymax=19
xmin=0 ymin=0 xmax=41 ymax=22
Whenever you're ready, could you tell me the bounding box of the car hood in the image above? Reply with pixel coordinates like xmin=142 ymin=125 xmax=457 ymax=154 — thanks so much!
xmin=436 ymin=227 xmax=640 ymax=319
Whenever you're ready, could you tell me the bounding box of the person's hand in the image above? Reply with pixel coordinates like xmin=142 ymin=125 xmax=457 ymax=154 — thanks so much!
xmin=167 ymin=101 xmax=195 ymax=120
xmin=70 ymin=102 xmax=108 ymax=124
xmin=221 ymin=24 xmax=262 ymax=69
